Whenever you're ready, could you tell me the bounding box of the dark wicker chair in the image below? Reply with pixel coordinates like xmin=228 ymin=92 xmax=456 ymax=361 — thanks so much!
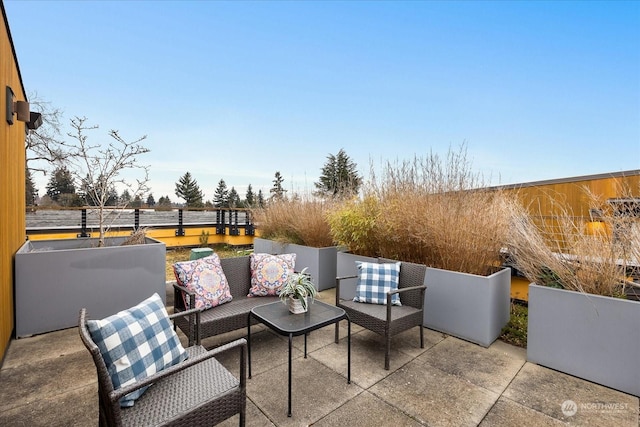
xmin=79 ymin=308 xmax=247 ymax=427
xmin=335 ymin=258 xmax=427 ymax=370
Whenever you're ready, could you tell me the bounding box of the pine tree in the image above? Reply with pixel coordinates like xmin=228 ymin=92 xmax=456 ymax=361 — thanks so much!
xmin=174 ymin=172 xmax=204 ymax=207
xmin=26 ymin=169 xmax=38 ymax=206
xmin=130 ymin=195 xmax=143 ymax=208
xmin=146 ymin=193 xmax=155 ymax=207
xmin=120 ymin=189 xmax=132 ymax=205
xmin=157 ymin=195 xmax=172 ymax=210
xmin=213 ymin=179 xmax=229 ymax=208
xmin=45 ymin=166 xmax=76 ymax=202
xmin=245 ymin=184 xmax=255 ymax=207
xmin=314 ymin=149 xmax=362 ymax=198
xmin=228 ymin=187 xmax=240 ymax=208
xmin=257 ymin=189 xmax=265 ymax=208
xmin=270 ymin=171 xmax=287 ymax=200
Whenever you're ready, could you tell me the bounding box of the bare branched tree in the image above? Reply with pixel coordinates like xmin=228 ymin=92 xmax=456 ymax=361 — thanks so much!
xmin=67 ymin=116 xmax=150 ymax=247
xmin=25 ymin=91 xmax=69 ymax=175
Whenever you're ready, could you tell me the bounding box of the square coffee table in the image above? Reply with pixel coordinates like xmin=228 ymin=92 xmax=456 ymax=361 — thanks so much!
xmin=247 ymin=300 xmax=351 ymax=417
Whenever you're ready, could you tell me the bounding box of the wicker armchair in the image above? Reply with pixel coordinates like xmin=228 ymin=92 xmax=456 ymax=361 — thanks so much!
xmin=79 ymin=308 xmax=247 ymax=427
xmin=335 ymin=258 xmax=427 ymax=370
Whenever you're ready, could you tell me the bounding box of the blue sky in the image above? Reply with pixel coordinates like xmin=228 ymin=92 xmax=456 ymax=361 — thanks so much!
xmin=5 ymin=0 xmax=640 ymax=202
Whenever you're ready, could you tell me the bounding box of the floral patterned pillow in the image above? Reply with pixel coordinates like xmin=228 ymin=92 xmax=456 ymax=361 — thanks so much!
xmin=248 ymin=253 xmax=296 ymax=297
xmin=173 ymin=254 xmax=233 ymax=309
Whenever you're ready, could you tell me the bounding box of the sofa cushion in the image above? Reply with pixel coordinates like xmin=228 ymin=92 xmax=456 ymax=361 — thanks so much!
xmin=87 ymin=293 xmax=188 ymax=407
xmin=173 ymin=254 xmax=233 ymax=310
xmin=354 ymin=261 xmax=402 ymax=306
xmin=248 ymin=253 xmax=296 ymax=297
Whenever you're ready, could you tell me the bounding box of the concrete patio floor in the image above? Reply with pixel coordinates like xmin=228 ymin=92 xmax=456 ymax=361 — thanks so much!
xmin=0 ymin=286 xmax=638 ymax=427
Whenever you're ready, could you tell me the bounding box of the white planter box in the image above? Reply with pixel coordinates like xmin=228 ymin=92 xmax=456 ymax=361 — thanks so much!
xmin=528 ymin=284 xmax=640 ymax=397
xmin=14 ymin=237 xmax=166 ymax=337
xmin=253 ymin=238 xmax=338 ymax=291
xmin=423 ymin=266 xmax=511 ymax=347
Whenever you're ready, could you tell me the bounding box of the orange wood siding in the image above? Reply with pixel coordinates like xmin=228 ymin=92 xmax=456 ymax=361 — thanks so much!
xmin=0 ymin=6 xmax=27 ymax=361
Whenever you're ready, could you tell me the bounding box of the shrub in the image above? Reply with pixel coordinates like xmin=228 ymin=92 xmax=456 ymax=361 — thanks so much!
xmin=252 ymin=196 xmax=334 ymax=248
xmin=325 ymin=144 xmax=512 ymax=275
xmin=326 ymin=194 xmax=383 ymax=257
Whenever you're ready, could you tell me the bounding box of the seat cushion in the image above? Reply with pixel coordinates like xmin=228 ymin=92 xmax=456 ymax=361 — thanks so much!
xmin=248 ymin=253 xmax=296 ymax=297
xmin=173 ymin=254 xmax=233 ymax=310
xmin=87 ymin=293 xmax=188 ymax=407
xmin=354 ymin=261 xmax=402 ymax=306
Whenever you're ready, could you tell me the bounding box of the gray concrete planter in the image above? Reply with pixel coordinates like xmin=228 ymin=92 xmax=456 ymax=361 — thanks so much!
xmin=423 ymin=266 xmax=511 ymax=347
xmin=253 ymin=237 xmax=338 ymax=291
xmin=527 ymin=284 xmax=640 ymax=397
xmin=14 ymin=237 xmax=166 ymax=337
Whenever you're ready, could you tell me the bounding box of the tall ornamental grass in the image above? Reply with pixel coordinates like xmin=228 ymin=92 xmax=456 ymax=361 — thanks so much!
xmin=329 ymin=144 xmax=513 ymax=276
xmin=252 ymin=197 xmax=335 ymax=248
xmin=505 ymin=186 xmax=640 ymax=297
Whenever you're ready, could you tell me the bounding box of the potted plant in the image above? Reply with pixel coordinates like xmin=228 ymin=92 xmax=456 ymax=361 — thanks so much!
xmin=14 ymin=117 xmax=165 ymax=337
xmin=253 ymin=197 xmax=338 ymax=291
xmin=505 ymin=188 xmax=640 ymax=397
xmin=279 ymin=268 xmax=318 ymax=314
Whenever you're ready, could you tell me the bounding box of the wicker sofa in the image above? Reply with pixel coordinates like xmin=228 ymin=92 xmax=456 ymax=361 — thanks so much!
xmin=173 ymin=255 xmax=279 ymax=346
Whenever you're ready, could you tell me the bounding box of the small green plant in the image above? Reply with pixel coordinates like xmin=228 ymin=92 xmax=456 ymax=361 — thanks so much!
xmin=279 ymin=267 xmax=317 ymax=311
xmin=499 ymin=302 xmax=528 ymax=348
xmin=199 ymin=230 xmax=210 ymax=247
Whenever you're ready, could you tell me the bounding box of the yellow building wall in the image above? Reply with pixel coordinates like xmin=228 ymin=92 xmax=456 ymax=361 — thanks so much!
xmin=0 ymin=5 xmax=27 ymax=361
xmin=500 ymin=170 xmax=640 ymax=301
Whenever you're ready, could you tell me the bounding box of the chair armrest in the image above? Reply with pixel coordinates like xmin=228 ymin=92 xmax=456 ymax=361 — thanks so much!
xmin=109 ymin=338 xmax=247 ymax=404
xmin=336 ymin=275 xmax=359 ymax=304
xmin=387 ymin=285 xmax=427 ymax=296
xmin=386 ymin=285 xmax=427 ymax=319
xmin=169 ymin=306 xmax=202 ymax=346
xmin=173 ymin=282 xmax=195 ymax=311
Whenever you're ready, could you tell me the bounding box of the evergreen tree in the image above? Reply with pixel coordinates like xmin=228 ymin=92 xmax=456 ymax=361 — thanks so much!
xmin=25 ymin=169 xmax=38 ymax=206
xmin=175 ymin=172 xmax=204 ymax=207
xmin=45 ymin=166 xmax=76 ymax=202
xmin=245 ymin=184 xmax=255 ymax=207
xmin=314 ymin=148 xmax=362 ymax=198
xmin=228 ymin=187 xmax=240 ymax=208
xmin=213 ymin=179 xmax=229 ymax=208
xmin=270 ymin=171 xmax=287 ymax=200
xmin=157 ymin=195 xmax=172 ymax=210
xmin=257 ymin=189 xmax=265 ymax=208
xmin=120 ymin=189 xmax=132 ymax=205
xmin=130 ymin=195 xmax=143 ymax=208
xmin=146 ymin=193 xmax=155 ymax=207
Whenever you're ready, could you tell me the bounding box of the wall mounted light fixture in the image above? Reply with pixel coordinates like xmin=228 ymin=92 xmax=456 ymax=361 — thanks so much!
xmin=6 ymin=86 xmax=42 ymax=129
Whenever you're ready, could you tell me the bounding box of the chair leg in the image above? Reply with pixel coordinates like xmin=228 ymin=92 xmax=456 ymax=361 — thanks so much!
xmin=420 ymin=325 xmax=424 ymax=348
xmin=334 ymin=322 xmax=340 ymax=344
xmin=384 ymin=333 xmax=391 ymax=370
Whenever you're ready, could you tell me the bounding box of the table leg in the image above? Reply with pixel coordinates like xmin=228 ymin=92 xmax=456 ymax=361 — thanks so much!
xmin=288 ymin=333 xmax=293 ymax=417
xmin=247 ymin=312 xmax=252 ymax=379
xmin=347 ymin=317 xmax=351 ymax=384
xmin=304 ymin=333 xmax=308 ymax=358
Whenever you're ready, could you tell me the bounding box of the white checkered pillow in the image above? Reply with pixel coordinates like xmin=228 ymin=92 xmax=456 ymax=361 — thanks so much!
xmin=87 ymin=293 xmax=188 ymax=407
xmin=353 ymin=261 xmax=402 ymax=306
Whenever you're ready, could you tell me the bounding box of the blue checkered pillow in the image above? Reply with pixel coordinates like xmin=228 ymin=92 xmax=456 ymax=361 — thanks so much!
xmin=87 ymin=293 xmax=188 ymax=407
xmin=353 ymin=261 xmax=402 ymax=306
